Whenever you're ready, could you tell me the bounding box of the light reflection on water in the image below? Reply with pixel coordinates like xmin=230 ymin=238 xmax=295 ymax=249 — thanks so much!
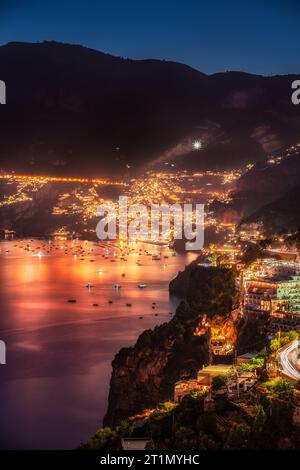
xmin=0 ymin=239 xmax=196 ymax=449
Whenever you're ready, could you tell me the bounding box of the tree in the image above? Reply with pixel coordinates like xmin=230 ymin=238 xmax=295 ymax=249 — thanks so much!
xmin=237 ymin=357 xmax=264 ymax=373
xmin=263 ymin=377 xmax=294 ymax=398
xmin=117 ymin=419 xmax=134 ymax=437
xmin=174 ymin=426 xmax=197 ymax=450
xmin=89 ymin=427 xmax=117 ymax=449
xmin=212 ymin=374 xmax=227 ymax=391
xmin=271 ymin=378 xmax=293 ymax=397
xmin=225 ymin=423 xmax=250 ymax=449
xmin=253 ymin=405 xmax=266 ymax=434
xmin=199 ymin=432 xmax=219 ymax=450
xmin=287 ymin=330 xmax=298 ymax=342
xmin=270 ymin=338 xmax=281 ymax=353
xmin=270 ymin=331 xmax=298 ymax=353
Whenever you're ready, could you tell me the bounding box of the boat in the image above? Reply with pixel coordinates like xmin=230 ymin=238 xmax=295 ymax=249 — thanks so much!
xmin=138 ymin=283 xmax=147 ymax=288
xmin=67 ymin=299 xmax=77 ymax=303
xmin=115 ymin=284 xmax=122 ymax=289
xmin=86 ymin=283 xmax=94 ymax=288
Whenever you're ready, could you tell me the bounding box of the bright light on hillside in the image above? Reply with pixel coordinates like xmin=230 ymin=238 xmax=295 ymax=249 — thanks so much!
xmin=193 ymin=140 xmax=202 ymax=150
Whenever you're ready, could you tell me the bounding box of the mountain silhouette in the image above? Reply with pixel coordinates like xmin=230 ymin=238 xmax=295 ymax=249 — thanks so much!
xmin=0 ymin=41 xmax=299 ymax=176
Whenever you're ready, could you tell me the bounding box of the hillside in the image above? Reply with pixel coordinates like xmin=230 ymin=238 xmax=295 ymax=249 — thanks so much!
xmin=211 ymin=144 xmax=300 ymax=226
xmin=244 ymin=183 xmax=300 ymax=234
xmin=0 ymin=41 xmax=299 ymax=176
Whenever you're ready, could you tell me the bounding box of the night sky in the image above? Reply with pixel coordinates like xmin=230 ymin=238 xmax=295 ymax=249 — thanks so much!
xmin=0 ymin=0 xmax=299 ymax=75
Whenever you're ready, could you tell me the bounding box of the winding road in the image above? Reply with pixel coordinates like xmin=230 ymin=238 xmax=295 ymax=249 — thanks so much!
xmin=279 ymin=340 xmax=300 ymax=381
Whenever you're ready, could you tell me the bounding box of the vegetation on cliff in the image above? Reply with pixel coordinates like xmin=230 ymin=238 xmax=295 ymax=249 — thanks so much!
xmin=84 ymin=377 xmax=300 ymax=451
xmin=169 ymin=265 xmax=237 ymax=317
xmin=103 ymin=265 xmax=236 ymax=426
xmin=83 ymin=333 xmax=300 ymax=450
xmin=103 ymin=300 xmax=209 ymax=426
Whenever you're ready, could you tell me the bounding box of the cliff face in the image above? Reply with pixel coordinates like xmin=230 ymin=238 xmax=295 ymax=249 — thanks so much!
xmin=104 ymin=265 xmax=236 ymax=426
xmin=170 ymin=264 xmax=237 ymax=318
xmin=103 ymin=305 xmax=210 ymax=426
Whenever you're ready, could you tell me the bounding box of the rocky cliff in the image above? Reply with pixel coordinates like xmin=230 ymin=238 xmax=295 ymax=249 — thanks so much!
xmin=104 ymin=265 xmax=236 ymax=426
xmin=103 ymin=302 xmax=210 ymax=426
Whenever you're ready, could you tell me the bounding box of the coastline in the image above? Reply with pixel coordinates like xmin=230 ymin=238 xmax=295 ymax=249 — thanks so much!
xmin=102 ymin=263 xmax=236 ymax=427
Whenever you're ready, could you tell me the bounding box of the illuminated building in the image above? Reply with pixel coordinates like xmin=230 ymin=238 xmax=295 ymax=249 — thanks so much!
xmin=243 ymin=259 xmax=300 ymax=331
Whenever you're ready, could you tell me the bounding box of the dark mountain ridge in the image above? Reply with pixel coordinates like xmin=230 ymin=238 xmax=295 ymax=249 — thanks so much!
xmin=0 ymin=41 xmax=299 ymax=176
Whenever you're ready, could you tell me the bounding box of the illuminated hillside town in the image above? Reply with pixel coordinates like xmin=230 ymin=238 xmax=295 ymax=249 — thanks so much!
xmin=1 ymin=161 xmax=300 ymax=450
xmin=2 ymin=144 xmax=300 ymax=425
xmin=1 ymin=2 xmax=300 ymax=457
